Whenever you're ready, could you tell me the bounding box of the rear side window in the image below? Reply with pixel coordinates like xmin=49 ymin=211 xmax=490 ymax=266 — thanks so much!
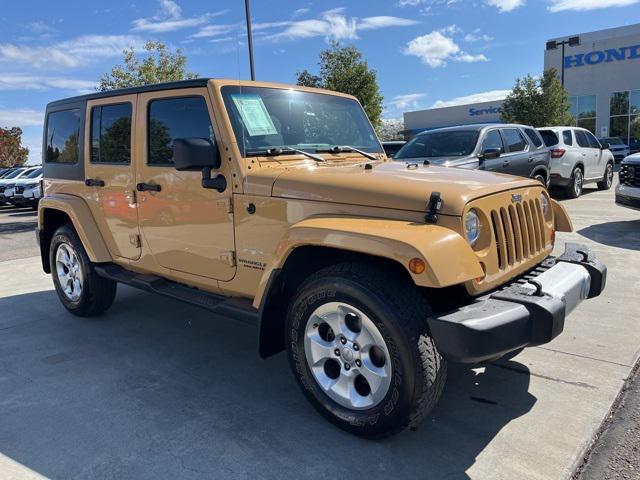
xmin=46 ymin=109 xmax=80 ymax=163
xmin=501 ymin=128 xmax=527 ymax=152
xmin=148 ymin=96 xmax=213 ymax=166
xmin=562 ymin=130 xmax=573 ymax=145
xmin=481 ymin=130 xmax=504 ymax=153
xmin=585 ymin=131 xmax=601 ymax=148
xmin=575 ymin=130 xmax=590 ymax=148
xmin=539 ymin=130 xmax=559 ymax=147
xmin=524 ymin=128 xmax=543 ymax=148
xmin=91 ymin=103 xmax=132 ymax=164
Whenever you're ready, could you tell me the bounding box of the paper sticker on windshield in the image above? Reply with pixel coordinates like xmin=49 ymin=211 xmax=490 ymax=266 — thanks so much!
xmin=231 ymin=94 xmax=278 ymax=136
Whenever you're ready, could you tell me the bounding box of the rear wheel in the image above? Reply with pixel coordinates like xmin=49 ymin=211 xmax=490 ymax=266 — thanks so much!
xmin=597 ymin=162 xmax=614 ymax=190
xmin=564 ymin=166 xmax=583 ymax=198
xmin=286 ymin=262 xmax=446 ymax=438
xmin=50 ymin=225 xmax=117 ymax=316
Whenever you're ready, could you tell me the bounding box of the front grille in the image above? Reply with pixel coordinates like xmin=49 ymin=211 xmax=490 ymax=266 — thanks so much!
xmin=620 ymin=164 xmax=639 ymax=187
xmin=489 ymin=199 xmax=546 ymax=270
xmin=15 ymin=186 xmax=25 ymax=194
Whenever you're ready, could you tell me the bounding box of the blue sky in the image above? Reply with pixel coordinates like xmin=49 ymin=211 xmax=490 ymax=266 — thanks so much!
xmin=1 ymin=0 xmax=639 ymax=163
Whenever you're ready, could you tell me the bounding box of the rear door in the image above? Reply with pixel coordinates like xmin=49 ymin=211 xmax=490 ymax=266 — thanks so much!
xmin=499 ymin=128 xmax=531 ymax=177
xmin=84 ymin=96 xmax=141 ymax=260
xmin=135 ymin=88 xmax=236 ymax=281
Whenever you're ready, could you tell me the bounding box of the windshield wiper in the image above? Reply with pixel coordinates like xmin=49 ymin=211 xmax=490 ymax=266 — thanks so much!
xmin=316 ymin=145 xmax=377 ymax=161
xmin=246 ymin=147 xmax=326 ymax=163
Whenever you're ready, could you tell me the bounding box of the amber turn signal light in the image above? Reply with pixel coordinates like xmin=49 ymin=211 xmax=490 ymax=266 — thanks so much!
xmin=408 ymin=257 xmax=426 ymax=274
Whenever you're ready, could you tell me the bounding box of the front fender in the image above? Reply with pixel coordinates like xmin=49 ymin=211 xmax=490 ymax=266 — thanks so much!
xmin=253 ymin=216 xmax=483 ymax=309
xmin=551 ymin=199 xmax=572 ymax=232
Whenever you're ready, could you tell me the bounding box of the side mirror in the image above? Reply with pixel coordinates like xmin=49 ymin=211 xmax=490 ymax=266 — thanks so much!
xmin=600 ymin=142 xmax=610 ymax=150
xmin=479 ymin=148 xmax=501 ymax=161
xmin=173 ymin=138 xmax=226 ymax=192
xmin=173 ymin=138 xmax=221 ymax=171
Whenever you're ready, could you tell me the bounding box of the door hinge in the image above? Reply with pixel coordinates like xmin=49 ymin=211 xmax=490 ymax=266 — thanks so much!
xmin=219 ymin=250 xmax=236 ymax=267
xmin=130 ymin=234 xmax=141 ymax=248
xmin=126 ymin=189 xmax=137 ymax=205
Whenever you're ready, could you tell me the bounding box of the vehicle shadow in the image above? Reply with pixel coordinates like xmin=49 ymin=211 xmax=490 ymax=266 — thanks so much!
xmin=578 ymin=220 xmax=640 ymax=251
xmin=0 ymin=288 xmax=536 ymax=480
xmin=0 ymin=221 xmax=36 ymax=234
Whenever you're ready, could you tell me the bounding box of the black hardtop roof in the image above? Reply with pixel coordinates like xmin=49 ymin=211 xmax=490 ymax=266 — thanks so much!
xmin=46 ymin=78 xmax=213 ymax=108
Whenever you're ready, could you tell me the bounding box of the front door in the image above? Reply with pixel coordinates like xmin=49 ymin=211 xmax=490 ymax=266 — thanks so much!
xmin=479 ymin=129 xmax=505 ymax=172
xmin=135 ymin=88 xmax=236 ymax=281
xmin=585 ymin=130 xmax=604 ymax=178
xmin=84 ymin=96 xmax=141 ymax=260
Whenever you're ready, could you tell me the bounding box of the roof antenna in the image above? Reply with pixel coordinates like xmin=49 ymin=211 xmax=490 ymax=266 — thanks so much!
xmin=244 ymin=0 xmax=256 ymax=80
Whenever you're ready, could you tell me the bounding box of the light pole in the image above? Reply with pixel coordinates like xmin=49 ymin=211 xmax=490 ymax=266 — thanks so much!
xmin=546 ymin=36 xmax=580 ymax=88
xmin=244 ymin=0 xmax=255 ymax=80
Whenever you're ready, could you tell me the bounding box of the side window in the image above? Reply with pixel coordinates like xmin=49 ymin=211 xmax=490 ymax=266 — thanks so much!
xmin=575 ymin=130 xmax=590 ymax=148
xmin=585 ymin=131 xmax=601 ymax=148
xmin=501 ymin=128 xmax=527 ymax=153
xmin=562 ymin=130 xmax=573 ymax=145
xmin=46 ymin=109 xmax=80 ymax=163
xmin=148 ymin=96 xmax=214 ymax=166
xmin=90 ymin=103 xmax=132 ymax=163
xmin=481 ymin=130 xmax=504 ymax=153
xmin=524 ymin=128 xmax=543 ymax=148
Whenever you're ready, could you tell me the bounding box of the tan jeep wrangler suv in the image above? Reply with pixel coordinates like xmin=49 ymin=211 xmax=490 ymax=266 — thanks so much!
xmin=37 ymin=79 xmax=606 ymax=437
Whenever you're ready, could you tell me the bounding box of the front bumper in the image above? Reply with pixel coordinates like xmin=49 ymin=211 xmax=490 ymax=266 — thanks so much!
xmin=427 ymin=243 xmax=606 ymax=363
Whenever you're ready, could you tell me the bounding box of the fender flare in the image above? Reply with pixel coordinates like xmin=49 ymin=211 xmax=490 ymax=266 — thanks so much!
xmin=38 ymin=194 xmax=112 ymax=264
xmin=551 ymin=199 xmax=572 ymax=232
xmin=253 ymin=216 xmax=483 ymax=310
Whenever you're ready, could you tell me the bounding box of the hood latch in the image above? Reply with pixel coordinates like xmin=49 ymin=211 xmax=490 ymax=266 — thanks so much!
xmin=425 ymin=192 xmax=442 ymax=224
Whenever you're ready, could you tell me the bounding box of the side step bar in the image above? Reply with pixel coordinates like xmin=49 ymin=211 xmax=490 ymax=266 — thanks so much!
xmin=95 ymin=264 xmax=258 ymax=324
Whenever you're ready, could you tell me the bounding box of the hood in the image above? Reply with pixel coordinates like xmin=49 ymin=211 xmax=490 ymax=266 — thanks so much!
xmin=395 ymin=155 xmax=477 ymax=167
xmin=622 ymin=152 xmax=640 ymax=165
xmin=259 ymin=161 xmax=538 ymax=216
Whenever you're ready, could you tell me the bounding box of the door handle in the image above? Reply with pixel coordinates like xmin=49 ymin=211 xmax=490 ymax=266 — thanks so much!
xmin=136 ymin=182 xmax=162 ymax=192
xmin=85 ymin=178 xmax=105 ymax=187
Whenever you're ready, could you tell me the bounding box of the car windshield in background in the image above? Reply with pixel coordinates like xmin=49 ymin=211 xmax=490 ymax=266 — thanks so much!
xmin=2 ymin=169 xmax=25 ymax=179
xmin=394 ymin=130 xmax=480 ymax=160
xmin=221 ymin=86 xmax=383 ymax=157
xmin=25 ymin=168 xmax=42 ymax=178
xmin=539 ymin=130 xmax=559 ymax=147
xmin=603 ymin=137 xmax=624 ymax=145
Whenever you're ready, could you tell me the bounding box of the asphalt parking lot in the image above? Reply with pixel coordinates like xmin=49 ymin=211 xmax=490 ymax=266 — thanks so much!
xmin=0 ymin=181 xmax=639 ymax=480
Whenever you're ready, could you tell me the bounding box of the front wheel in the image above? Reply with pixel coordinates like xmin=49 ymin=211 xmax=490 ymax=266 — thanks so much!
xmin=286 ymin=262 xmax=446 ymax=438
xmin=597 ymin=162 xmax=614 ymax=190
xmin=50 ymin=225 xmax=117 ymax=316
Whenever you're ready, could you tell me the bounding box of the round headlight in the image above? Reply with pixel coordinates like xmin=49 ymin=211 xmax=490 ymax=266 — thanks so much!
xmin=540 ymin=193 xmax=550 ymax=218
xmin=465 ymin=209 xmax=481 ymax=246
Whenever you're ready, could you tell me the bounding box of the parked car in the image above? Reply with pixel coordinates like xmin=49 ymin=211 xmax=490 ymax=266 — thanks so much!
xmin=0 ymin=167 xmax=32 ymax=204
xmin=1 ymin=166 xmax=40 ymax=205
xmin=538 ymin=127 xmax=615 ymax=198
xmin=629 ymin=138 xmax=640 ymax=155
xmin=598 ymin=136 xmax=629 ymax=162
xmin=37 ymin=79 xmax=606 ymax=438
xmin=382 ymin=141 xmax=406 ymax=158
xmin=616 ymin=153 xmax=640 ymax=210
xmin=11 ymin=166 xmax=43 ymax=209
xmin=393 ymin=123 xmax=550 ymax=185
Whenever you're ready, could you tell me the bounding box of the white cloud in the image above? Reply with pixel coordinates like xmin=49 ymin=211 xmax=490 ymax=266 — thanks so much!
xmin=0 ymin=109 xmax=44 ymax=127
xmin=547 ymin=0 xmax=639 ymax=11
xmin=430 ymin=89 xmax=509 ymax=108
xmin=387 ymin=93 xmax=427 ymax=110
xmin=132 ymin=0 xmax=226 ymax=33
xmin=358 ymin=16 xmax=418 ymax=30
xmin=0 ymin=75 xmax=96 ymax=93
xmin=403 ymin=29 xmax=488 ymax=67
xmin=463 ymin=31 xmax=493 ymax=42
xmin=0 ymin=35 xmax=145 ymax=69
xmin=485 ymin=0 xmax=525 ymax=11
xmin=398 ymin=0 xmax=425 ymax=5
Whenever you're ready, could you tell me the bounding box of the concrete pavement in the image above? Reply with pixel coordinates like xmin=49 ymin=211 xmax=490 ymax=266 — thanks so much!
xmin=0 ymin=182 xmax=638 ymax=479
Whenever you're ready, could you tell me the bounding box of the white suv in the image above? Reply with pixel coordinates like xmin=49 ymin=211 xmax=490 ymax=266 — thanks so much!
xmin=538 ymin=127 xmax=615 ymax=198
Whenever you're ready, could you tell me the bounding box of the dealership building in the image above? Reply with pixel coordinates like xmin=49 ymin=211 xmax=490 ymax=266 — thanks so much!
xmin=404 ymin=23 xmax=640 ymax=150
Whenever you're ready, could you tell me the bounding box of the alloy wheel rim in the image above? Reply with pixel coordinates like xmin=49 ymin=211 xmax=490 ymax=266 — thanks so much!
xmin=574 ymin=170 xmax=583 ymax=196
xmin=55 ymin=243 xmax=83 ymax=302
xmin=606 ymin=165 xmax=613 ymax=187
xmin=304 ymin=302 xmax=392 ymax=410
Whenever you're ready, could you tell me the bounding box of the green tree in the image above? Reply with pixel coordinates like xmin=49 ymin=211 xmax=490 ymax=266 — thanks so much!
xmin=0 ymin=127 xmax=29 ymax=167
xmin=501 ymin=68 xmax=573 ymax=127
xmin=297 ymin=42 xmax=384 ymax=127
xmin=98 ymin=40 xmax=198 ymax=91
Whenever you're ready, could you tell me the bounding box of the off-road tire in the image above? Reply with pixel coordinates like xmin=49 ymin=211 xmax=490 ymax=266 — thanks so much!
xmin=50 ymin=224 xmax=117 ymax=317
xmin=286 ymin=262 xmax=447 ymax=438
xmin=597 ymin=162 xmax=614 ymax=190
xmin=564 ymin=166 xmax=584 ymax=198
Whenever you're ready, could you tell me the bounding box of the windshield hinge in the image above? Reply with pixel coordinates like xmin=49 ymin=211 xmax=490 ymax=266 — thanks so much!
xmin=219 ymin=250 xmax=236 ymax=267
xmin=425 ymin=192 xmax=442 ymax=224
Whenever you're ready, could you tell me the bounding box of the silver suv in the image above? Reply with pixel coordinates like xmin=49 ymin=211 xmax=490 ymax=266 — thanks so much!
xmin=538 ymin=127 xmax=614 ymax=198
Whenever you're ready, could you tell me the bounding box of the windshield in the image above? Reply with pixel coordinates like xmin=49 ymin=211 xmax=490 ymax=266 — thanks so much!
xmin=221 ymin=86 xmax=382 ymax=157
xmin=603 ymin=137 xmax=623 ymax=145
xmin=3 ymin=169 xmax=25 ymax=179
xmin=25 ymin=168 xmax=42 ymax=178
xmin=394 ymin=130 xmax=480 ymax=160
